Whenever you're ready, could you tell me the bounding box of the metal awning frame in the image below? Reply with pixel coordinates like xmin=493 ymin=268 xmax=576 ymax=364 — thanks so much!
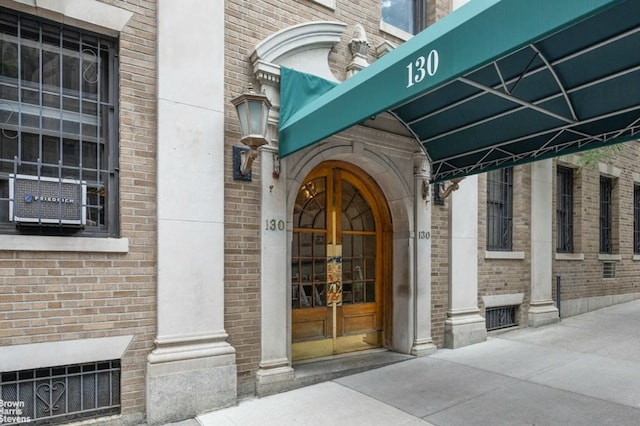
xmin=390 ymin=25 xmax=640 ymax=181
xmin=432 ymin=119 xmax=640 ymax=181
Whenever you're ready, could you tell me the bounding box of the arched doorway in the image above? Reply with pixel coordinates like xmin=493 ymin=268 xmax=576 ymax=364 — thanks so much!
xmin=291 ymin=161 xmax=392 ymax=361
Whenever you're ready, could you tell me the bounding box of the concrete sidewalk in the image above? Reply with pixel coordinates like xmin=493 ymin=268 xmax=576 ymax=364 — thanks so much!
xmin=195 ymin=299 xmax=640 ymax=426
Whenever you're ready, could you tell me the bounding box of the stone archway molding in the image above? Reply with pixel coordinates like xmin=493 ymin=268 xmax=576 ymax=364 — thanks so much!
xmin=252 ymin=21 xmax=346 ymax=84
xmin=251 ymin=21 xmax=347 ymax=116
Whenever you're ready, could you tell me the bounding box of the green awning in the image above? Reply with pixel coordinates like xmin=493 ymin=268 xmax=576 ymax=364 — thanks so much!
xmin=279 ymin=0 xmax=640 ymax=182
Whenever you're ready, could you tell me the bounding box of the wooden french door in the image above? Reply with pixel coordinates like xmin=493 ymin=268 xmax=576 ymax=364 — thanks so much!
xmin=291 ymin=162 xmax=390 ymax=361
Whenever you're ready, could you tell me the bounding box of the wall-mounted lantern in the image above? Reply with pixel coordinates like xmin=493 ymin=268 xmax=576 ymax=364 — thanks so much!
xmin=231 ymin=83 xmax=272 ymax=180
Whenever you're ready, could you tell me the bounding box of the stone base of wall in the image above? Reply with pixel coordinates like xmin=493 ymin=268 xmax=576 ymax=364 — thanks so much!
xmin=146 ymin=342 xmax=237 ymax=425
xmin=444 ymin=314 xmax=487 ymax=349
xmin=411 ymin=340 xmax=438 ymax=357
xmin=560 ymin=292 xmax=640 ymax=318
xmin=528 ymin=302 xmax=560 ymax=328
xmin=256 ymin=366 xmax=295 ymax=397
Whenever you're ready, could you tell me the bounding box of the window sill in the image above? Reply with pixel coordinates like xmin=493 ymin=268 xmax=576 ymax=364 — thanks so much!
xmin=0 ymin=335 xmax=133 ymax=372
xmin=598 ymin=254 xmax=622 ymax=262
xmin=555 ymin=253 xmax=584 ymax=261
xmin=308 ymin=0 xmax=336 ymax=10
xmin=482 ymin=293 xmax=524 ymax=308
xmin=0 ymin=235 xmax=129 ymax=253
xmin=484 ymin=251 xmax=525 ymax=260
xmin=380 ymin=21 xmax=412 ymax=41
xmin=634 ymin=254 xmax=640 ymax=261
xmin=11 ymin=0 xmax=134 ymax=36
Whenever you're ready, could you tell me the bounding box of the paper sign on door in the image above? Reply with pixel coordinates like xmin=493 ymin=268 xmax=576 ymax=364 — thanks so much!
xmin=327 ymin=255 xmax=342 ymax=307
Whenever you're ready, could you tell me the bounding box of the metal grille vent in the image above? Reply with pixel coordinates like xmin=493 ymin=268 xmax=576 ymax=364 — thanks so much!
xmin=9 ymin=175 xmax=86 ymax=226
xmin=0 ymin=360 xmax=120 ymax=425
xmin=485 ymin=305 xmax=518 ymax=331
xmin=603 ymin=262 xmax=616 ymax=279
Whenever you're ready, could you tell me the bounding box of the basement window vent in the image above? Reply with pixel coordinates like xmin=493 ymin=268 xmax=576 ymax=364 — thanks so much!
xmin=603 ymin=262 xmax=616 ymax=279
xmin=0 ymin=360 xmax=120 ymax=425
xmin=485 ymin=305 xmax=518 ymax=331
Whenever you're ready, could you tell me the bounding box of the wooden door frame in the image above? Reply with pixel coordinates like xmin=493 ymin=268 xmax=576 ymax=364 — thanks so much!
xmin=291 ymin=160 xmax=393 ymax=355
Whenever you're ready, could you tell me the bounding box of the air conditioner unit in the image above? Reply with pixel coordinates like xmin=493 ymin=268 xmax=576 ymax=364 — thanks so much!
xmin=9 ymin=174 xmax=87 ymax=226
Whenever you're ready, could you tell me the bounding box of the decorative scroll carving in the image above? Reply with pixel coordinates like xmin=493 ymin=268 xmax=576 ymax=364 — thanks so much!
xmin=347 ymin=24 xmax=371 ymax=78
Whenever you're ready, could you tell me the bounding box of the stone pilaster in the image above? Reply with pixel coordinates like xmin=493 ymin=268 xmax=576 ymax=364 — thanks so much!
xmin=529 ymin=159 xmax=560 ymax=327
xmin=411 ymin=153 xmax=437 ymax=356
xmin=256 ymin=143 xmax=294 ymax=396
xmin=147 ymin=1 xmax=236 ymax=423
xmin=445 ymin=175 xmax=487 ymax=348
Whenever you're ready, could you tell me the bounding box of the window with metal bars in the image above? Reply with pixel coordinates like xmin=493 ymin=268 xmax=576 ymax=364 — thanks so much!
xmin=599 ymin=176 xmax=613 ymax=254
xmin=486 ymin=167 xmax=513 ymax=251
xmin=0 ymin=360 xmax=120 ymax=425
xmin=634 ymin=185 xmax=640 ymax=254
xmin=485 ymin=305 xmax=518 ymax=331
xmin=603 ymin=261 xmax=616 ymax=279
xmin=0 ymin=8 xmax=119 ymax=236
xmin=556 ymin=166 xmax=574 ymax=252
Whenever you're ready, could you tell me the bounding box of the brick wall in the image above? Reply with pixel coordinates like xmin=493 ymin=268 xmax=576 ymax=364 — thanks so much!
xmin=0 ymin=0 xmax=157 ymax=419
xmin=553 ymin=143 xmax=640 ymax=302
xmin=473 ymin=143 xmax=640 ymax=326
xmin=430 ymin=193 xmax=449 ymax=347
xmin=427 ymin=0 xmax=453 ymax=348
xmin=477 ymin=165 xmax=533 ymax=326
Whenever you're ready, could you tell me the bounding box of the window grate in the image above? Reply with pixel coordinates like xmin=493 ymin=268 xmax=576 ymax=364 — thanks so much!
xmin=634 ymin=185 xmax=640 ymax=254
xmin=599 ymin=177 xmax=613 ymax=253
xmin=485 ymin=305 xmax=518 ymax=331
xmin=603 ymin=262 xmax=616 ymax=279
xmin=487 ymin=168 xmax=513 ymax=251
xmin=0 ymin=360 xmax=120 ymax=425
xmin=556 ymin=166 xmax=574 ymax=252
xmin=0 ymin=7 xmax=119 ymax=236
